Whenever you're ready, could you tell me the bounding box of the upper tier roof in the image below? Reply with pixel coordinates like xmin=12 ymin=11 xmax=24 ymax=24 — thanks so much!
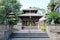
xmin=23 ymin=7 xmax=37 ymax=10
xmin=22 ymin=7 xmax=38 ymax=13
xmin=23 ymin=8 xmax=37 ymax=11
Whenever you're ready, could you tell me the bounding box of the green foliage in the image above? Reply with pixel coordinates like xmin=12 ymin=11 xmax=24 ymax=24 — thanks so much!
xmin=0 ymin=0 xmax=21 ymax=25
xmin=46 ymin=12 xmax=60 ymax=24
xmin=48 ymin=3 xmax=56 ymax=11
xmin=0 ymin=5 xmax=6 ymax=24
xmin=32 ymin=7 xmax=45 ymax=10
xmin=31 ymin=7 xmax=45 ymax=13
xmin=40 ymin=22 xmax=46 ymax=31
xmin=41 ymin=26 xmax=46 ymax=31
xmin=48 ymin=0 xmax=60 ymax=11
xmin=51 ymin=0 xmax=60 ymax=4
xmin=47 ymin=0 xmax=60 ymax=24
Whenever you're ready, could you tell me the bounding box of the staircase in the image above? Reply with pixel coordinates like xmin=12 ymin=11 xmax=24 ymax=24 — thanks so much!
xmin=10 ymin=33 xmax=49 ymax=38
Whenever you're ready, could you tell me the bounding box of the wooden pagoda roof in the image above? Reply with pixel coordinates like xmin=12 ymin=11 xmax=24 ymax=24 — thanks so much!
xmin=23 ymin=7 xmax=37 ymax=11
xmin=22 ymin=7 xmax=38 ymax=13
xmin=18 ymin=14 xmax=43 ymax=17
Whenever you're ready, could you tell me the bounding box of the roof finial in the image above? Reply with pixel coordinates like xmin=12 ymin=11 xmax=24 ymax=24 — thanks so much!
xmin=29 ymin=7 xmax=32 ymax=8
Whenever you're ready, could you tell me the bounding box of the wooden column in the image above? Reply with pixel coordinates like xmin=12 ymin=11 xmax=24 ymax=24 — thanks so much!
xmin=21 ymin=20 xmax=24 ymax=29
xmin=26 ymin=21 xmax=27 ymax=26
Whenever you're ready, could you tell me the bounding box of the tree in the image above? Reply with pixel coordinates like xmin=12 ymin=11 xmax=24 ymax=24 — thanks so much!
xmin=0 ymin=0 xmax=22 ymax=24
xmin=31 ymin=7 xmax=45 ymax=14
xmin=48 ymin=0 xmax=60 ymax=11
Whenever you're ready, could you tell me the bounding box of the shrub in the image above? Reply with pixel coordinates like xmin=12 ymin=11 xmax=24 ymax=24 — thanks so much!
xmin=46 ymin=12 xmax=60 ymax=24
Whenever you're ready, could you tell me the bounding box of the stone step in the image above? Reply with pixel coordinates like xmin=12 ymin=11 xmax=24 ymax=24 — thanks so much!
xmin=10 ymin=33 xmax=49 ymax=38
xmin=8 ymin=38 xmax=50 ymax=40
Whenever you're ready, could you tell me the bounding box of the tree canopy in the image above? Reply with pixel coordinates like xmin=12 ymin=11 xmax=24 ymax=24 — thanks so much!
xmin=0 ymin=0 xmax=22 ymax=24
xmin=48 ymin=0 xmax=60 ymax=11
xmin=31 ymin=7 xmax=45 ymax=14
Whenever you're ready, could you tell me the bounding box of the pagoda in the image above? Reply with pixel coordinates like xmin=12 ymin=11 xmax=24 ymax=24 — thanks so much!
xmin=19 ymin=7 xmax=43 ymax=30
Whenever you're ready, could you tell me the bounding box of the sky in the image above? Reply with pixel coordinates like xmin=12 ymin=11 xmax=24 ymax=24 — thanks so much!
xmin=18 ymin=0 xmax=50 ymax=10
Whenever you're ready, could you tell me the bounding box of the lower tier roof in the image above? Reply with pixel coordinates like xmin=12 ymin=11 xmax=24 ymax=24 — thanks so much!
xmin=18 ymin=14 xmax=43 ymax=16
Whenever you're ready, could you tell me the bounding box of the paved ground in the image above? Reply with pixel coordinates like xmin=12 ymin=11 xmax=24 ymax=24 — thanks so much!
xmin=8 ymin=38 xmax=50 ymax=40
xmin=13 ymin=30 xmax=46 ymax=33
xmin=13 ymin=25 xmax=45 ymax=33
